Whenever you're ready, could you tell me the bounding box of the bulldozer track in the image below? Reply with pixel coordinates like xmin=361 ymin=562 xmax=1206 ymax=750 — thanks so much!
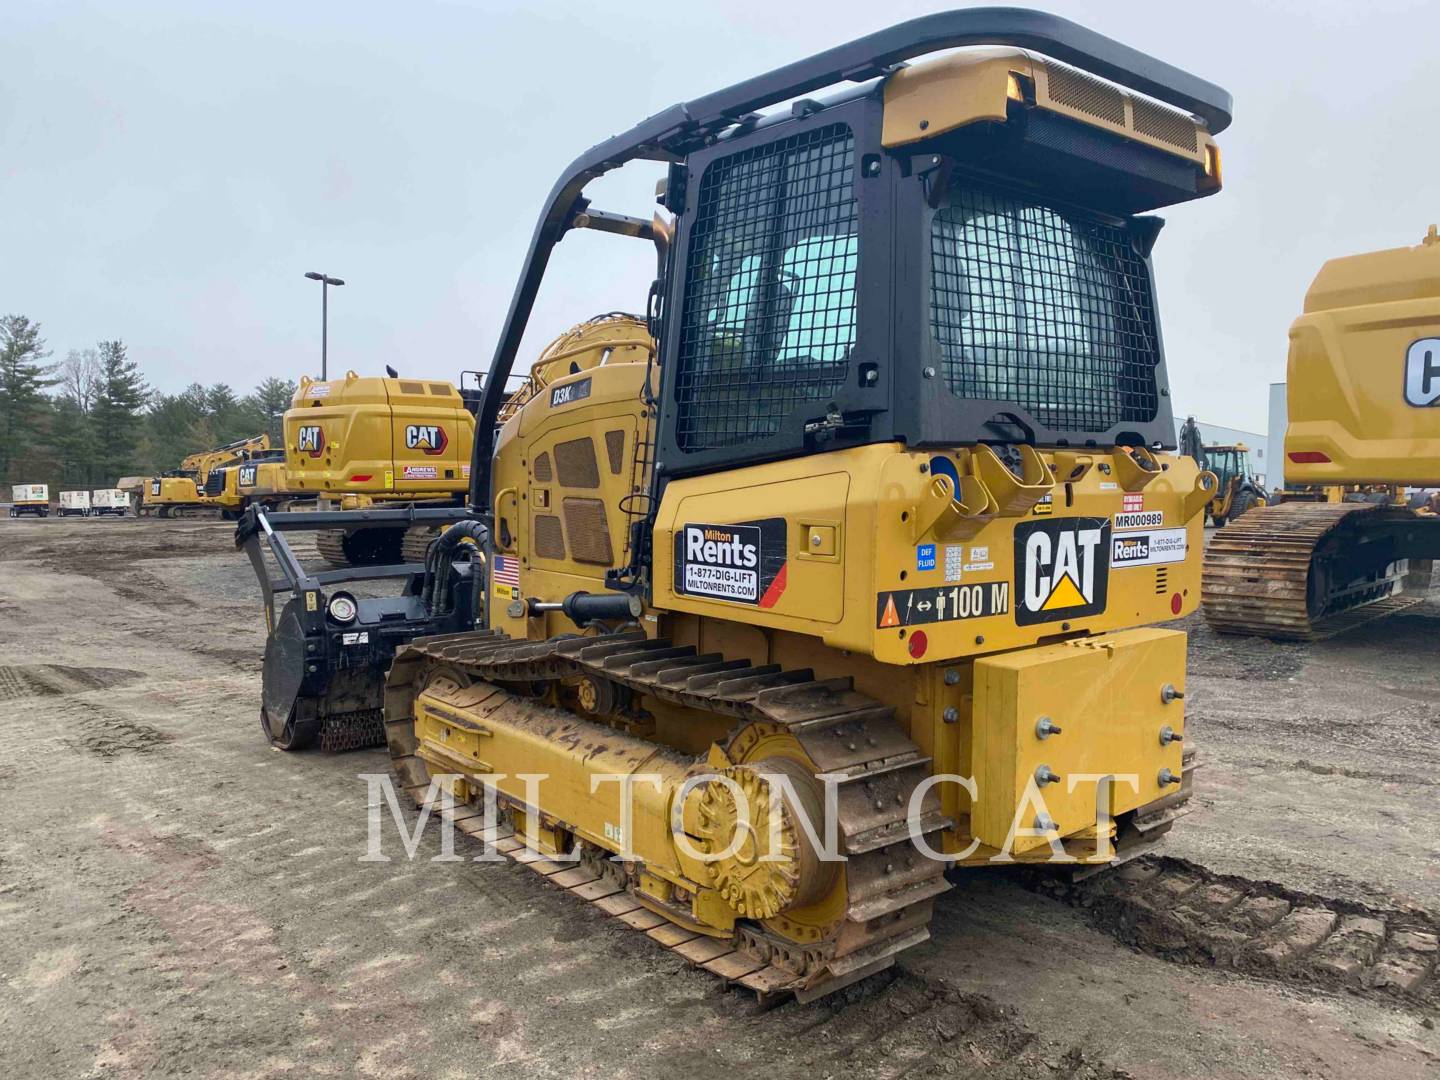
xmin=1203 ymin=502 xmax=1421 ymax=640
xmin=385 ymin=629 xmax=953 ymax=1003
xmin=1041 ymin=855 xmax=1439 ymax=1008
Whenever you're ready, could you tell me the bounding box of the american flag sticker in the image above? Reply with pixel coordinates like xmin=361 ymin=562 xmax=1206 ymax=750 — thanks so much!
xmin=492 ymin=554 xmax=521 ymax=601
xmin=493 ymin=555 xmax=520 ymax=586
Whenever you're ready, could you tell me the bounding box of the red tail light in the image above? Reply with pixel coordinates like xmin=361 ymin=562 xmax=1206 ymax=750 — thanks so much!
xmin=351 ymin=474 xmax=373 ymax=482
xmin=1288 ymin=451 xmax=1330 ymax=464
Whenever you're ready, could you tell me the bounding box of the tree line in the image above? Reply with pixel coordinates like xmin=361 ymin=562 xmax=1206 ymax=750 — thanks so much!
xmin=0 ymin=315 xmax=298 ymax=491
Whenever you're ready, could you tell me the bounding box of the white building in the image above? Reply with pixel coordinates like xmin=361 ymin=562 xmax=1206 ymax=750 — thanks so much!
xmin=1268 ymin=381 xmax=1288 ymax=489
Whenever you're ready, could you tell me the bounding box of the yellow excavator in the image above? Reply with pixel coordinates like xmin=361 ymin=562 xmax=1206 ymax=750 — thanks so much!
xmin=241 ymin=10 xmax=1229 ymax=1001
xmin=282 ymin=371 xmax=478 ymax=566
xmin=203 ymin=448 xmax=302 ymax=517
xmin=1204 ymin=227 xmax=1440 ymax=639
xmin=141 ymin=433 xmax=271 ymax=517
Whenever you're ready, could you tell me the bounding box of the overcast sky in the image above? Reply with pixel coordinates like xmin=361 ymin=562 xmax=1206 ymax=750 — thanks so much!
xmin=4 ymin=0 xmax=1438 ymax=433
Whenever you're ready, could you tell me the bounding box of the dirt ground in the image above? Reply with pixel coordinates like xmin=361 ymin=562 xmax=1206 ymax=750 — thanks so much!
xmin=0 ymin=516 xmax=1436 ymax=1079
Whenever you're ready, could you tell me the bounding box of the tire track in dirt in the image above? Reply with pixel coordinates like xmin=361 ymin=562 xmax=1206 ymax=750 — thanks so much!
xmin=0 ymin=664 xmax=144 ymax=701
xmin=1037 ymin=856 xmax=1438 ymax=1008
xmin=384 ymin=798 xmax=1131 ymax=1079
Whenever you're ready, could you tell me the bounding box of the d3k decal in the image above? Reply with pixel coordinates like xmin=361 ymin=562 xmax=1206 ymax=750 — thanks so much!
xmin=1014 ymin=517 xmax=1110 ymax=626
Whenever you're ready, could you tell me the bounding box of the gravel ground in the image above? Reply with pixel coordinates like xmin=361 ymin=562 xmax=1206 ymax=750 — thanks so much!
xmin=0 ymin=516 xmax=1436 ymax=1079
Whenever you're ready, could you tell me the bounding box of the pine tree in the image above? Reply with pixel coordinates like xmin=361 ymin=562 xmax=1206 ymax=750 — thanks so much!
xmin=90 ymin=340 xmax=148 ymax=477
xmin=0 ymin=315 xmax=56 ymax=481
xmin=246 ymin=376 xmax=298 ymax=441
xmin=48 ymin=395 xmax=98 ymax=486
xmin=144 ymin=390 xmax=207 ymax=472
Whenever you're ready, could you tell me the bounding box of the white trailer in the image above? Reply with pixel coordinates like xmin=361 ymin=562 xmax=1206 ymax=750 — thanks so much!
xmin=9 ymin=483 xmax=49 ymax=518
xmin=59 ymin=490 xmax=92 ymax=517
xmin=90 ymin=489 xmax=130 ymax=516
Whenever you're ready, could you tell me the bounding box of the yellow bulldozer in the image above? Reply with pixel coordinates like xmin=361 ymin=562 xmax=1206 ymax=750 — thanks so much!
xmin=240 ymin=10 xmax=1229 ymax=1001
xmin=1204 ymin=227 xmax=1440 ymax=639
xmin=141 ymin=433 xmax=271 ymax=517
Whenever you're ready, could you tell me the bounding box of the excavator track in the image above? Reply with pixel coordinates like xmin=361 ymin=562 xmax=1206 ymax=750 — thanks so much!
xmin=1202 ymin=502 xmax=1424 ymax=640
xmin=400 ymin=525 xmax=440 ymax=565
xmin=385 ymin=629 xmax=953 ymax=1003
xmin=314 ymin=525 xmax=406 ymax=569
xmin=314 ymin=524 xmax=439 ymax=568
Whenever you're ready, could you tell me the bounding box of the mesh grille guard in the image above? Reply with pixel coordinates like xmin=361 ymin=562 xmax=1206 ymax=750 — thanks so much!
xmin=468 ymin=8 xmax=1232 ymax=507
xmin=930 ymin=183 xmax=1162 ymax=434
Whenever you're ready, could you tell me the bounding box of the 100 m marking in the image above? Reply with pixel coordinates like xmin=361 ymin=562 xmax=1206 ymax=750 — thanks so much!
xmin=878 ymin=582 xmax=1010 ymax=628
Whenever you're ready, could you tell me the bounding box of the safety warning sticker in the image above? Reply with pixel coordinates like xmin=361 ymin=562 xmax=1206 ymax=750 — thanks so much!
xmin=876 ymin=582 xmax=1010 ymax=628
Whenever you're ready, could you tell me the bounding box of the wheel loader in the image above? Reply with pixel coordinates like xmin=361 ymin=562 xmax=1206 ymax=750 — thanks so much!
xmin=240 ymin=8 xmax=1229 ymax=1001
xmin=1205 ymin=227 xmax=1440 ymax=639
xmin=1201 ymin=443 xmax=1266 ymax=526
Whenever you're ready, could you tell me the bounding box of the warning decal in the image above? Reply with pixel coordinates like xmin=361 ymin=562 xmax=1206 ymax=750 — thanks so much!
xmin=877 ymin=582 xmax=1010 ymax=628
xmin=674 ymin=518 xmax=787 ymax=607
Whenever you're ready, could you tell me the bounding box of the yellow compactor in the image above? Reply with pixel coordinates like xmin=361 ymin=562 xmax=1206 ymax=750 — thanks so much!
xmin=1204 ymin=228 xmax=1440 ymax=638
xmin=362 ymin=10 xmax=1234 ymax=1001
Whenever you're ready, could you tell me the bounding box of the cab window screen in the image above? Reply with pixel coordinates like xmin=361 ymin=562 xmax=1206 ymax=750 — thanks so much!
xmin=930 ymin=185 xmax=1160 ymax=433
xmin=675 ymin=124 xmax=857 ymax=451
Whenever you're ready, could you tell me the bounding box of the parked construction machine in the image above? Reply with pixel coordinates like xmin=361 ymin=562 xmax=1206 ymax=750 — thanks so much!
xmin=1178 ymin=418 xmax=1265 ymax=525
xmin=204 ymin=448 xmax=300 ymax=518
xmin=1205 ymin=228 xmax=1440 ymax=639
xmin=142 ymin=433 xmax=271 ymax=517
xmin=1202 ymin=443 xmax=1266 ymax=525
xmin=241 ymin=9 xmax=1229 ymax=1000
xmin=282 ymin=372 xmax=479 ymax=566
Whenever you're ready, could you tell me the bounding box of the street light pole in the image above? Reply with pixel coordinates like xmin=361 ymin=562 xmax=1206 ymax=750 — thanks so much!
xmin=304 ymin=271 xmax=345 ymax=380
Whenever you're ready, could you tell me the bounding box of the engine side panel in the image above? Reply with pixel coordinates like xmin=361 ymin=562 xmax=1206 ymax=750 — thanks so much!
xmin=1287 ymin=233 xmax=1440 ymax=485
